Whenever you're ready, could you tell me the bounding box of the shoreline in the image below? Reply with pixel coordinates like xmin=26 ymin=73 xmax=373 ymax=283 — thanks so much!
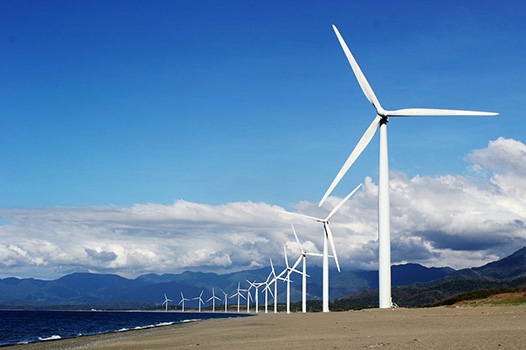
xmin=7 ymin=305 xmax=526 ymax=350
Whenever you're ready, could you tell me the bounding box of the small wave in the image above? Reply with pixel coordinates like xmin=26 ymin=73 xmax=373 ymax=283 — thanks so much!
xmin=180 ymin=319 xmax=200 ymax=323
xmin=38 ymin=335 xmax=61 ymax=341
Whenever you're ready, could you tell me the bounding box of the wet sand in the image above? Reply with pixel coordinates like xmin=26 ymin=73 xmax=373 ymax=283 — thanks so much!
xmin=8 ymin=305 xmax=526 ymax=350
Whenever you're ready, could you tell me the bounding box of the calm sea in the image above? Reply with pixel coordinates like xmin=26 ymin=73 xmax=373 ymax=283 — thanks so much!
xmin=0 ymin=310 xmax=251 ymax=346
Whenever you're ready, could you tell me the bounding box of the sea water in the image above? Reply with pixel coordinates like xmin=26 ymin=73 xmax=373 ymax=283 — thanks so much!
xmin=0 ymin=310 xmax=251 ymax=346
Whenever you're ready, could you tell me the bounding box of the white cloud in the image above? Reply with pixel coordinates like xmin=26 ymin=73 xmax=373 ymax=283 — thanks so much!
xmin=0 ymin=138 xmax=525 ymax=280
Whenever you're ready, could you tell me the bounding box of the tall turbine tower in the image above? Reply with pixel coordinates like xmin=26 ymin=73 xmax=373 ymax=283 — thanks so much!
xmin=320 ymin=25 xmax=498 ymax=308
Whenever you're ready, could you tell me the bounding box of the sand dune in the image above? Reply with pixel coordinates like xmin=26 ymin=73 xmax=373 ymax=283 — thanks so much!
xmin=11 ymin=305 xmax=526 ymax=350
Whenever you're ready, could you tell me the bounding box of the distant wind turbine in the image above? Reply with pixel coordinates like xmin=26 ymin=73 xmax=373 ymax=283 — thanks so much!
xmin=291 ymin=224 xmax=322 ymax=313
xmin=282 ymin=245 xmax=304 ymax=314
xmin=162 ymin=293 xmax=173 ymax=312
xmin=192 ymin=290 xmax=205 ymax=312
xmin=282 ymin=183 xmax=362 ymax=312
xmin=246 ymin=280 xmax=263 ymax=313
xmin=221 ymin=289 xmax=229 ymax=312
xmin=207 ymin=288 xmax=222 ymax=312
xmin=270 ymin=258 xmax=287 ymax=313
xmin=320 ymin=25 xmax=498 ymax=308
xmin=229 ymin=283 xmax=246 ymax=313
xmin=262 ymin=266 xmax=275 ymax=314
xmin=178 ymin=292 xmax=190 ymax=312
xmin=243 ymin=283 xmax=253 ymax=313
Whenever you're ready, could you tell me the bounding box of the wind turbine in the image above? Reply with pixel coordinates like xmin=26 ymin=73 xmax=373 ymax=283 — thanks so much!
xmin=262 ymin=266 xmax=275 ymax=313
xmin=162 ymin=293 xmax=173 ymax=312
xmin=243 ymin=283 xmax=253 ymax=313
xmin=268 ymin=258 xmax=279 ymax=313
xmin=246 ymin=280 xmax=263 ymax=313
xmin=282 ymin=245 xmax=304 ymax=314
xmin=269 ymin=258 xmax=286 ymax=313
xmin=282 ymin=183 xmax=362 ymax=312
xmin=221 ymin=289 xmax=229 ymax=312
xmin=192 ymin=290 xmax=205 ymax=312
xmin=291 ymin=224 xmax=323 ymax=313
xmin=320 ymin=25 xmax=498 ymax=308
xmin=207 ymin=288 xmax=222 ymax=312
xmin=229 ymin=283 xmax=246 ymax=313
xmin=178 ymin=292 xmax=190 ymax=312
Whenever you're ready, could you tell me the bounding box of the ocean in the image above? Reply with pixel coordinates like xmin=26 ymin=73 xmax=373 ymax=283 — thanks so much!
xmin=0 ymin=309 xmax=252 ymax=346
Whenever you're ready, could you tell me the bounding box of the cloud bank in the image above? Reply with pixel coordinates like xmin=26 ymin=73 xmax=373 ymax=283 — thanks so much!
xmin=1 ymin=137 xmax=525 ymax=280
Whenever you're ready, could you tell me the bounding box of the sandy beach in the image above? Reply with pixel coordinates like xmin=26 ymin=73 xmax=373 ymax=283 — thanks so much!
xmin=8 ymin=305 xmax=526 ymax=350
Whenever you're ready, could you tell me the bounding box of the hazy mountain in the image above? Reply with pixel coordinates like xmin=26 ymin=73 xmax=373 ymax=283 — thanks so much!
xmin=1 ymin=247 xmax=524 ymax=310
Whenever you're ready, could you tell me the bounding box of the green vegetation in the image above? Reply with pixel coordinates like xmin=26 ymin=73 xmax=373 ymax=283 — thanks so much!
xmin=431 ymin=286 xmax=526 ymax=307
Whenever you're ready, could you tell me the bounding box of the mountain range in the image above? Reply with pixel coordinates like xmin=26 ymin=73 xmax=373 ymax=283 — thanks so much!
xmin=1 ymin=247 xmax=525 ymax=310
xmin=335 ymin=247 xmax=526 ymax=309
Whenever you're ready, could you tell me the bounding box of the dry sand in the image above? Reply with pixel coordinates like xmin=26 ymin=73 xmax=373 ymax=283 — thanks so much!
xmin=8 ymin=305 xmax=526 ymax=350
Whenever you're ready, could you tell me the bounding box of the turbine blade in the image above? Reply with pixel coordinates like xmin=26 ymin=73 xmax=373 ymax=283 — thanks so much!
xmin=306 ymin=252 xmax=324 ymax=257
xmin=388 ymin=108 xmax=499 ymax=117
xmin=270 ymin=258 xmax=276 ymax=276
xmin=280 ymin=210 xmax=323 ymax=223
xmin=332 ymin=25 xmax=384 ymax=113
xmin=283 ymin=245 xmax=290 ymax=268
xmin=277 ymin=268 xmax=288 ymax=280
xmin=291 ymin=224 xmax=306 ymax=254
xmin=326 ymin=183 xmax=362 ymax=221
xmin=319 ymin=115 xmax=381 ymax=206
xmin=291 ymin=255 xmax=302 ymax=271
xmin=325 ymin=223 xmax=341 ymax=272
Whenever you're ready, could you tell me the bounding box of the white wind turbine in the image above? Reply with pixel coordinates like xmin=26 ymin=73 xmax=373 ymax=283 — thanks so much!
xmin=207 ymin=288 xmax=222 ymax=312
xmin=261 ymin=266 xmax=275 ymax=313
xmin=229 ymin=283 xmax=246 ymax=313
xmin=192 ymin=290 xmax=205 ymax=312
xmin=178 ymin=292 xmax=190 ymax=312
xmin=221 ymin=289 xmax=229 ymax=312
xmin=243 ymin=283 xmax=253 ymax=313
xmin=268 ymin=258 xmax=284 ymax=313
xmin=246 ymin=280 xmax=263 ymax=313
xmin=162 ymin=293 xmax=173 ymax=312
xmin=291 ymin=224 xmax=323 ymax=313
xmin=282 ymin=245 xmax=304 ymax=314
xmin=282 ymin=183 xmax=362 ymax=312
xmin=320 ymin=25 xmax=498 ymax=308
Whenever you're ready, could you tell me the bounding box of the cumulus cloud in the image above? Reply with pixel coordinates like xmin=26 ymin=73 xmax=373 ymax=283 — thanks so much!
xmin=0 ymin=138 xmax=525 ymax=280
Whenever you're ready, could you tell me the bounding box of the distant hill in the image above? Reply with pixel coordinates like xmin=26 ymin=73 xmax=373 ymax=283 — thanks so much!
xmin=1 ymin=247 xmax=524 ymax=310
xmin=334 ymin=247 xmax=526 ymax=309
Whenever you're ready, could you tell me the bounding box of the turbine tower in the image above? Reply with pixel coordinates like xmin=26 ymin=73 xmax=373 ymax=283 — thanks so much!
xmin=320 ymin=25 xmax=498 ymax=308
xmin=282 ymin=183 xmax=362 ymax=312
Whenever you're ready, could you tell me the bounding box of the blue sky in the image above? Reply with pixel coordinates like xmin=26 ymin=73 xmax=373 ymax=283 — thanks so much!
xmin=1 ymin=1 xmax=525 ymax=280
